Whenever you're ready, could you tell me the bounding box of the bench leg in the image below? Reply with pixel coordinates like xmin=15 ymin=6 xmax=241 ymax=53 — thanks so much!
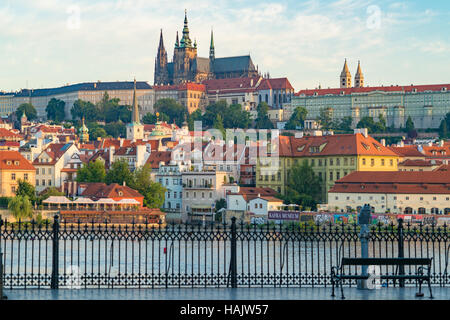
xmin=416 ymin=280 xmax=424 ymax=297
xmin=340 ymin=280 xmax=345 ymax=300
xmin=427 ymin=280 xmax=433 ymax=299
xmin=331 ymin=279 xmax=335 ymax=297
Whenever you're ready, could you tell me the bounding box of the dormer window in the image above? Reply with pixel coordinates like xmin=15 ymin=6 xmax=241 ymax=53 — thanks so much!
xmin=7 ymin=161 xmax=11 ymax=165
xmin=14 ymin=161 xmax=19 ymax=165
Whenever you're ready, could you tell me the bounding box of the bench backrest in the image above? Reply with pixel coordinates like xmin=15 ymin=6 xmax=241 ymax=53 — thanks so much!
xmin=341 ymin=258 xmax=432 ymax=266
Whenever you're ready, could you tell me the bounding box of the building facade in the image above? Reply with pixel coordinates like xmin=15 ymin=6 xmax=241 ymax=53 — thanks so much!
xmin=0 ymin=151 xmax=36 ymax=197
xmin=328 ymin=171 xmax=450 ymax=215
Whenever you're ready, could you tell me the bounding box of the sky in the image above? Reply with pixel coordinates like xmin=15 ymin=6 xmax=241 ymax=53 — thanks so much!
xmin=0 ymin=0 xmax=449 ymax=92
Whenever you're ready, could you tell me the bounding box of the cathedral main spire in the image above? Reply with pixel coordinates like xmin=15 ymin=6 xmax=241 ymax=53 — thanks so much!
xmin=154 ymin=29 xmax=169 ymax=85
xmin=180 ymin=9 xmax=192 ymax=48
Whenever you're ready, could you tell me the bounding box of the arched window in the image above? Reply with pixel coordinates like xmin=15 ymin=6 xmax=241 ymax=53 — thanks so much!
xmin=404 ymin=207 xmax=413 ymax=214
xmin=431 ymin=208 xmax=439 ymax=215
xmin=418 ymin=207 xmax=426 ymax=215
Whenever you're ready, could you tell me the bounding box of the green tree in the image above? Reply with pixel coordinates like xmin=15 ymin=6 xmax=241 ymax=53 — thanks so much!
xmin=90 ymin=127 xmax=107 ymax=141
xmin=203 ymin=100 xmax=228 ymax=127
xmin=439 ymin=114 xmax=449 ymax=139
xmin=317 ymin=108 xmax=333 ymax=130
xmin=71 ymin=99 xmax=98 ymax=121
xmin=154 ymin=98 xmax=187 ymax=127
xmin=284 ymin=160 xmax=322 ymax=209
xmin=223 ymin=104 xmax=251 ymax=129
xmin=213 ymin=114 xmax=226 ymax=140
xmin=188 ymin=109 xmax=203 ymax=131
xmin=8 ymin=195 xmax=33 ymax=220
xmin=142 ymin=112 xmax=170 ymax=125
xmin=285 ymin=107 xmax=308 ymax=130
xmin=16 ymin=103 xmax=37 ymax=121
xmin=336 ymin=116 xmax=353 ymax=133
xmin=76 ymin=160 xmax=106 ymax=183
xmin=255 ymin=102 xmax=274 ymax=129
xmin=46 ymin=98 xmax=66 ymax=122
xmin=15 ymin=180 xmax=37 ymax=204
xmin=38 ymin=187 xmax=64 ymax=204
xmin=405 ymin=116 xmax=415 ymax=133
xmin=104 ymin=122 xmax=126 ymax=138
xmin=131 ymin=165 xmax=166 ymax=208
xmin=105 ymin=159 xmax=134 ymax=186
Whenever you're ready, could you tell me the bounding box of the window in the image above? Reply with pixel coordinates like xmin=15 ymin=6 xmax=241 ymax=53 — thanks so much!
xmin=433 ymin=197 xmax=437 ymax=201
xmin=42 ymin=180 xmax=46 ymax=186
xmin=168 ymin=192 xmax=171 ymax=199
xmin=329 ymin=171 xmax=333 ymax=180
xmin=390 ymin=159 xmax=393 ymax=166
xmin=36 ymin=180 xmax=39 ymax=186
xmin=48 ymin=180 xmax=52 ymax=186
xmin=362 ymin=158 xmax=366 ymax=166
xmin=336 ymin=158 xmax=340 ymax=166
xmin=36 ymin=168 xmax=39 ymax=175
xmin=336 ymin=172 xmax=340 ymax=180
xmin=381 ymin=159 xmax=385 ymax=166
xmin=371 ymin=159 xmax=375 ymax=167
xmin=11 ymin=186 xmax=16 ymax=193
xmin=11 ymin=173 xmax=16 ymax=180
xmin=185 ymin=192 xmax=189 ymax=199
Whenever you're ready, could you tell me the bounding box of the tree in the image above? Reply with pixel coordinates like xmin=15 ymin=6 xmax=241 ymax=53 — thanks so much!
xmin=285 ymin=107 xmax=308 ymax=130
xmin=104 ymin=122 xmax=126 ymax=138
xmin=38 ymin=187 xmax=64 ymax=202
xmin=255 ymin=102 xmax=274 ymax=129
xmin=336 ymin=116 xmax=353 ymax=133
xmin=188 ymin=109 xmax=203 ymax=131
xmin=439 ymin=112 xmax=450 ymax=139
xmin=46 ymin=98 xmax=66 ymax=122
xmin=284 ymin=160 xmax=322 ymax=209
xmin=71 ymin=99 xmax=98 ymax=121
xmin=76 ymin=160 xmax=106 ymax=183
xmin=105 ymin=159 xmax=134 ymax=186
xmin=202 ymin=100 xmax=228 ymax=127
xmin=15 ymin=180 xmax=37 ymax=204
xmin=142 ymin=112 xmax=169 ymax=125
xmin=16 ymin=103 xmax=37 ymax=121
xmin=90 ymin=127 xmax=107 ymax=141
xmin=154 ymin=98 xmax=187 ymax=127
xmin=317 ymin=108 xmax=333 ymax=130
xmin=405 ymin=116 xmax=415 ymax=133
xmin=213 ymin=114 xmax=226 ymax=140
xmin=223 ymin=104 xmax=251 ymax=129
xmin=8 ymin=195 xmax=33 ymax=220
xmin=131 ymin=165 xmax=166 ymax=208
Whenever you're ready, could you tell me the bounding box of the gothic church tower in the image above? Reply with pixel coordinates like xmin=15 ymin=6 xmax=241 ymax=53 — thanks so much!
xmin=154 ymin=30 xmax=169 ymax=85
xmin=354 ymin=61 xmax=364 ymax=88
xmin=340 ymin=59 xmax=352 ymax=88
xmin=173 ymin=10 xmax=198 ymax=84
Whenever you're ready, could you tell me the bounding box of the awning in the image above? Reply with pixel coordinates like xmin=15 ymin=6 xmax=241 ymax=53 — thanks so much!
xmin=73 ymin=198 xmax=95 ymax=204
xmin=116 ymin=199 xmax=140 ymax=205
xmin=191 ymin=205 xmax=213 ymax=210
xmin=95 ymin=198 xmax=118 ymax=204
xmin=43 ymin=196 xmax=73 ymax=204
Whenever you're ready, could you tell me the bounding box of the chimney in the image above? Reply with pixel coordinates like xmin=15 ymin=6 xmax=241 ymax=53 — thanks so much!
xmin=439 ymin=140 xmax=444 ymax=147
xmin=120 ymin=138 xmax=124 ymax=147
xmin=123 ymin=181 xmax=126 ymax=186
xmin=109 ymin=146 xmax=115 ymax=167
xmin=381 ymin=139 xmax=386 ymax=147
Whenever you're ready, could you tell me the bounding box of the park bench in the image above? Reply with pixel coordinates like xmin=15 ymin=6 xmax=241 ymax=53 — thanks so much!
xmin=331 ymin=257 xmax=433 ymax=299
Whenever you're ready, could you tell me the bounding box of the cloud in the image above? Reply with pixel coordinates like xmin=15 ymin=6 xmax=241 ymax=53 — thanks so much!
xmin=0 ymin=0 xmax=448 ymax=92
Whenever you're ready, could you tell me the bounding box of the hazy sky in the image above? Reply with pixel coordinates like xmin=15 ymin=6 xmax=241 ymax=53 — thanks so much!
xmin=0 ymin=0 xmax=449 ymax=92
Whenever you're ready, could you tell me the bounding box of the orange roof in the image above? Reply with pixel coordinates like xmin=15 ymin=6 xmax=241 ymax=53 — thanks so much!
xmin=0 ymin=151 xmax=35 ymax=170
xmin=388 ymin=146 xmax=425 ymax=157
xmin=145 ymin=151 xmax=172 ymax=169
xmin=399 ymin=159 xmax=442 ymax=167
xmin=330 ymin=170 xmax=450 ymax=195
xmin=296 ymin=84 xmax=450 ymax=97
xmin=0 ymin=128 xmax=22 ymax=139
xmin=257 ymin=78 xmax=294 ymax=91
xmin=81 ymin=183 xmax=143 ymax=199
xmin=278 ymin=133 xmax=398 ymax=157
xmin=153 ymin=82 xmax=205 ymax=92
xmin=203 ymin=77 xmax=261 ymax=94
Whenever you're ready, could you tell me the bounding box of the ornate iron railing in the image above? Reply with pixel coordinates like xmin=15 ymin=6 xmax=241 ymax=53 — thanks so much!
xmin=0 ymin=216 xmax=449 ymax=289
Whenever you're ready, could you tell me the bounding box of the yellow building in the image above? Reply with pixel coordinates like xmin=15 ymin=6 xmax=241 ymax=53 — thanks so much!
xmin=256 ymin=132 xmax=399 ymax=202
xmin=0 ymin=151 xmax=36 ymax=197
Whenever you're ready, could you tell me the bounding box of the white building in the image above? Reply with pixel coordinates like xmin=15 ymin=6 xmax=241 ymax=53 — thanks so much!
xmin=328 ymin=170 xmax=450 ymax=215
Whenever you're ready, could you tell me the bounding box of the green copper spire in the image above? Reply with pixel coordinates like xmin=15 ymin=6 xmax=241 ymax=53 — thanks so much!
xmin=180 ymin=9 xmax=192 ymax=48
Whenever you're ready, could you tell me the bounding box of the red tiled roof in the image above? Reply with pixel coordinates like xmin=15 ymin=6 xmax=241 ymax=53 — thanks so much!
xmin=388 ymin=146 xmax=425 ymax=158
xmin=0 ymin=128 xmax=22 ymax=139
xmin=258 ymin=78 xmax=294 ymax=91
xmin=145 ymin=151 xmax=172 ymax=169
xmin=0 ymin=151 xmax=35 ymax=170
xmin=399 ymin=159 xmax=442 ymax=167
xmin=329 ymin=171 xmax=450 ymax=195
xmin=203 ymin=77 xmax=262 ymax=94
xmin=33 ymin=143 xmax=74 ymax=166
xmin=153 ymin=82 xmax=205 ymax=92
xmin=81 ymin=183 xmax=143 ymax=199
xmin=296 ymin=84 xmax=450 ymax=97
xmin=278 ymin=133 xmax=397 ymax=157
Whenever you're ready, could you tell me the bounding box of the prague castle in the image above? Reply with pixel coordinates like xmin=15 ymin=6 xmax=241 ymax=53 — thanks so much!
xmin=154 ymin=11 xmax=259 ymax=85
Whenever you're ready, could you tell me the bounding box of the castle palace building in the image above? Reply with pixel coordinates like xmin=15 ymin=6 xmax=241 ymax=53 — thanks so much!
xmin=154 ymin=11 xmax=259 ymax=85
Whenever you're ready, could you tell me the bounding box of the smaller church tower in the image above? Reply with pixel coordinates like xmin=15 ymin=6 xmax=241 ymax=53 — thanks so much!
xmin=354 ymin=60 xmax=364 ymax=88
xmin=340 ymin=59 xmax=352 ymax=88
xmin=79 ymin=117 xmax=89 ymax=143
xmin=209 ymin=29 xmax=215 ymax=77
xmin=127 ymin=79 xmax=144 ymax=141
xmin=154 ymin=30 xmax=169 ymax=85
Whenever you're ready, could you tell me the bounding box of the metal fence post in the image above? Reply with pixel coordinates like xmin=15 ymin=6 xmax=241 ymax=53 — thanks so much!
xmin=398 ymin=218 xmax=405 ymax=288
xmin=51 ymin=215 xmax=60 ymax=290
xmin=230 ymin=217 xmax=237 ymax=288
xmin=0 ymin=217 xmax=6 ymax=300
